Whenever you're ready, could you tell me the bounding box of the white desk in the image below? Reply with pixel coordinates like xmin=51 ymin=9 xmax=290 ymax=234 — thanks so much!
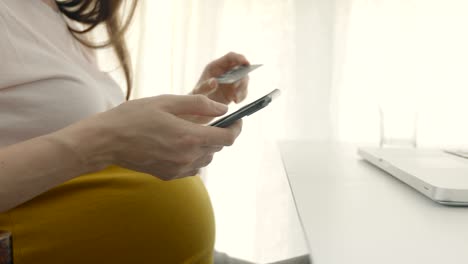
xmin=279 ymin=141 xmax=468 ymax=264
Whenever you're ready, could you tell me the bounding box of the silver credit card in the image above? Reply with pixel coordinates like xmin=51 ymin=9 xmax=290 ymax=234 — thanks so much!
xmin=216 ymin=64 xmax=262 ymax=84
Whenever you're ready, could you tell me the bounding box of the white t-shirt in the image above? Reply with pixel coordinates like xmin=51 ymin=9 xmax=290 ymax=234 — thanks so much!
xmin=0 ymin=0 xmax=125 ymax=148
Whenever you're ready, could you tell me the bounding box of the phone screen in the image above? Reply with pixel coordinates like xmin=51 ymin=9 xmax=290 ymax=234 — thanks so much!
xmin=209 ymin=89 xmax=280 ymax=128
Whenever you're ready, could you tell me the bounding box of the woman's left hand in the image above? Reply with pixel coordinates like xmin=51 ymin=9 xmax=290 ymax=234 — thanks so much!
xmin=188 ymin=52 xmax=250 ymax=124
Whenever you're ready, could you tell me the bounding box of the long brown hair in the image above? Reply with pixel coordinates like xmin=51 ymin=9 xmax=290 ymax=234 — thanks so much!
xmin=56 ymin=0 xmax=139 ymax=100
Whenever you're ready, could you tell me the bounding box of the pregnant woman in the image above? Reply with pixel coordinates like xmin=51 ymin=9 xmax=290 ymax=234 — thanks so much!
xmin=0 ymin=0 xmax=249 ymax=263
xmin=0 ymin=1 xmax=311 ymax=263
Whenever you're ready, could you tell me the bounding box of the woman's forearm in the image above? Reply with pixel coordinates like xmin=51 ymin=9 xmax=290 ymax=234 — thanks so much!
xmin=0 ymin=94 xmax=242 ymax=213
xmin=0 ymin=120 xmax=113 ymax=213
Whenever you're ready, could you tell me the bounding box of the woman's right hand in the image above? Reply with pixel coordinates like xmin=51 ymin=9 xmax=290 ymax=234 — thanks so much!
xmin=53 ymin=94 xmax=242 ymax=180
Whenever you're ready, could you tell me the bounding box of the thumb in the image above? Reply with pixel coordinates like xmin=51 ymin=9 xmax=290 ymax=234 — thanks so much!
xmin=195 ymin=78 xmax=218 ymax=95
xmin=161 ymin=94 xmax=228 ymax=117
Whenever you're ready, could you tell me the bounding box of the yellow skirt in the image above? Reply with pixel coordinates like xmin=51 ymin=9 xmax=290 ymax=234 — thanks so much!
xmin=0 ymin=166 xmax=215 ymax=264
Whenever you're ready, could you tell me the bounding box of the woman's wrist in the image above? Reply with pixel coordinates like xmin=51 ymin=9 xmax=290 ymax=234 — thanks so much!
xmin=46 ymin=117 xmax=116 ymax=174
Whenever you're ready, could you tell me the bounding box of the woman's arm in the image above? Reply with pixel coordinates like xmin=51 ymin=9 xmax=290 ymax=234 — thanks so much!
xmin=0 ymin=94 xmax=242 ymax=213
xmin=0 ymin=122 xmax=110 ymax=213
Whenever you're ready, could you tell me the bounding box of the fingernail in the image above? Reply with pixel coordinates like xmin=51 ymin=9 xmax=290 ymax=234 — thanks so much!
xmin=215 ymin=102 xmax=228 ymax=112
xmin=209 ymin=78 xmax=217 ymax=88
xmin=236 ymin=90 xmax=242 ymax=99
xmin=235 ymin=89 xmax=245 ymax=103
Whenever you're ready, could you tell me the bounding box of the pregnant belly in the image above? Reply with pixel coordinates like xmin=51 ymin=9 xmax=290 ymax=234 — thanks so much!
xmin=0 ymin=166 xmax=215 ymax=264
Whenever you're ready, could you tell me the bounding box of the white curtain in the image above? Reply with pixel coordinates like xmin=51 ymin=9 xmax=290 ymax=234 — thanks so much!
xmin=126 ymin=0 xmax=468 ymax=146
xmin=126 ymin=1 xmax=302 ymax=262
xmin=105 ymin=0 xmax=468 ymax=262
xmin=332 ymin=0 xmax=468 ymax=147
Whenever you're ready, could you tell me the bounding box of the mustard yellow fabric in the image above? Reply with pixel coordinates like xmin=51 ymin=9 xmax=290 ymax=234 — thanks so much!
xmin=0 ymin=166 xmax=215 ymax=264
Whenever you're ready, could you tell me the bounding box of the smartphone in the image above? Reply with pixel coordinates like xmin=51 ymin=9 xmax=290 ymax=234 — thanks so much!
xmin=209 ymin=89 xmax=281 ymax=128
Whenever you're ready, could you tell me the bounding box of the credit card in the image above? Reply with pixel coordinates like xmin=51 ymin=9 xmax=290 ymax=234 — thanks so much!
xmin=216 ymin=64 xmax=262 ymax=84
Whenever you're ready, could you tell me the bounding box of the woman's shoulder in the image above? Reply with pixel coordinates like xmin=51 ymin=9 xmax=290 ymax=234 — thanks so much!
xmin=0 ymin=0 xmax=70 ymax=76
xmin=0 ymin=0 xmax=65 ymax=30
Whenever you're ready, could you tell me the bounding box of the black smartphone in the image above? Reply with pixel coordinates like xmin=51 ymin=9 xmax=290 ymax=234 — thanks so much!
xmin=209 ymin=89 xmax=280 ymax=128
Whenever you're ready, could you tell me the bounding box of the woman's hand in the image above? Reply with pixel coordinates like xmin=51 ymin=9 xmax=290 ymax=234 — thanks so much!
xmin=188 ymin=52 xmax=250 ymax=124
xmin=56 ymin=95 xmax=242 ymax=180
